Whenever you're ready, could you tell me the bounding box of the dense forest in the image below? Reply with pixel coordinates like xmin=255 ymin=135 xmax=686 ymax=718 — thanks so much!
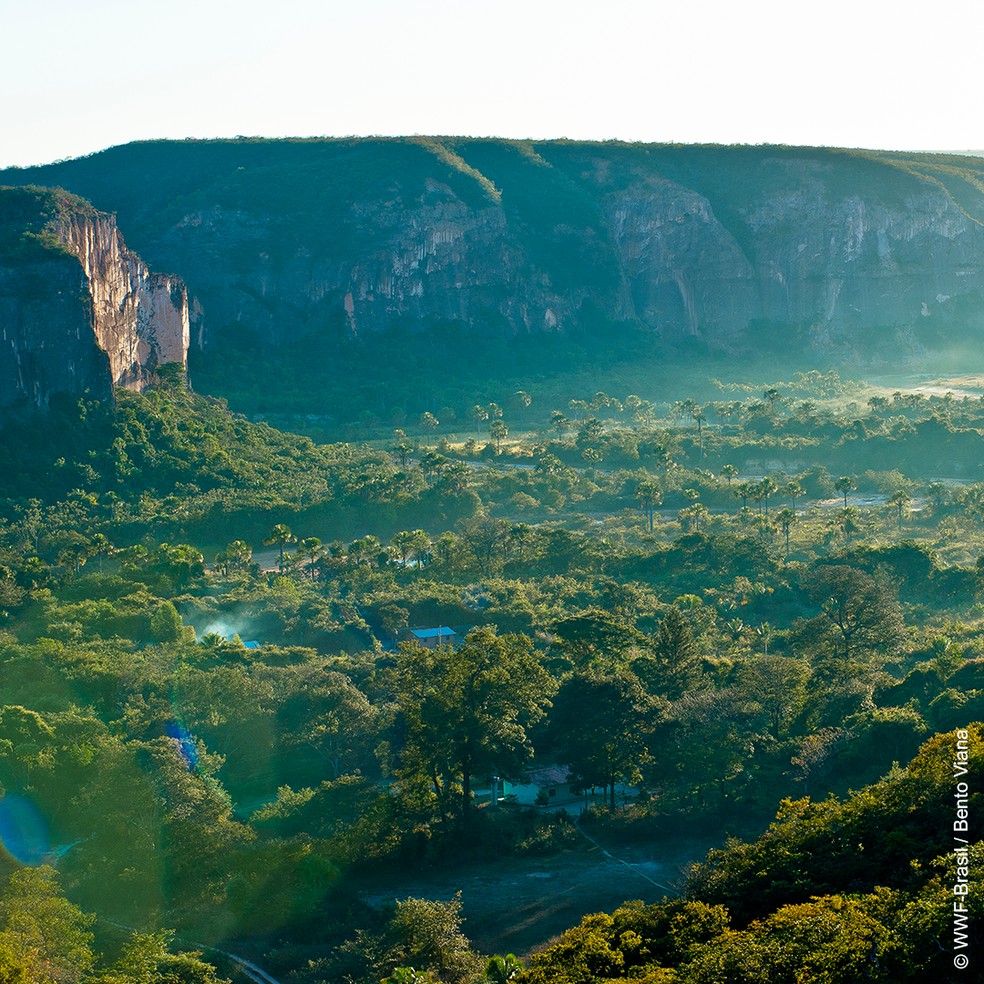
xmin=0 ymin=365 xmax=981 ymax=981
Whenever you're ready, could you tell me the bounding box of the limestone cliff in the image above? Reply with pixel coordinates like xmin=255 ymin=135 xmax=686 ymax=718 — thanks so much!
xmin=0 ymin=188 xmax=189 ymax=410
xmin=5 ymin=140 xmax=984 ymax=367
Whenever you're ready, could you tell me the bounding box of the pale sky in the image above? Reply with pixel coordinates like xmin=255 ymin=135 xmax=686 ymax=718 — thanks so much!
xmin=3 ymin=0 xmax=983 ymax=169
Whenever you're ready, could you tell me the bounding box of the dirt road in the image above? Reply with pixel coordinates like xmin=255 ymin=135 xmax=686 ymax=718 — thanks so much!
xmin=357 ymin=833 xmax=715 ymax=958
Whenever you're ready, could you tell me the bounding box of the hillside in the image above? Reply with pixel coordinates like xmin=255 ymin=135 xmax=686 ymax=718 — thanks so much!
xmin=520 ymin=727 xmax=984 ymax=983
xmin=5 ymin=141 xmax=984 ymax=418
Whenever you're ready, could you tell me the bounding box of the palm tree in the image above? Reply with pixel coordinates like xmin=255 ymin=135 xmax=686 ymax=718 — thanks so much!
xmin=471 ymin=405 xmax=489 ymax=437
xmin=888 ymin=488 xmax=912 ymax=530
xmin=264 ymin=524 xmax=296 ymax=567
xmin=836 ymin=506 xmax=860 ymax=543
xmin=758 ymin=477 xmax=779 ymax=516
xmin=834 ymin=475 xmax=856 ymax=508
xmin=784 ymin=480 xmax=806 ymax=510
xmin=679 ymin=502 xmax=709 ymax=533
xmin=484 ymin=954 xmax=524 ymax=983
xmin=693 ymin=407 xmax=707 ymax=459
xmin=720 ymin=464 xmax=739 ymax=488
xmin=926 ymin=481 xmax=948 ymax=510
xmin=776 ymin=507 xmax=796 ymax=560
xmin=636 ymin=479 xmax=662 ymax=533
xmin=297 ymin=537 xmax=323 ymax=580
xmin=490 ymin=418 xmax=509 ymax=453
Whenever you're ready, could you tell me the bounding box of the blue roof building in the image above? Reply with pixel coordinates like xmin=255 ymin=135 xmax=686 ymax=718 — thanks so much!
xmin=407 ymin=626 xmax=458 ymax=648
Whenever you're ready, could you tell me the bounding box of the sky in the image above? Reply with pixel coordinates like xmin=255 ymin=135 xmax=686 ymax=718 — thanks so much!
xmin=3 ymin=0 xmax=983 ymax=169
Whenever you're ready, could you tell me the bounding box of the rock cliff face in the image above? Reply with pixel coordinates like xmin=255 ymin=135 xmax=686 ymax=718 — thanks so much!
xmin=55 ymin=211 xmax=189 ymax=389
xmin=4 ymin=140 xmax=984 ymax=366
xmin=0 ymin=188 xmax=189 ymax=410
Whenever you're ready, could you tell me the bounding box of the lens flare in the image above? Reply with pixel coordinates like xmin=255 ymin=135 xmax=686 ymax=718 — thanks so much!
xmin=164 ymin=721 xmax=200 ymax=771
xmin=0 ymin=794 xmax=51 ymax=865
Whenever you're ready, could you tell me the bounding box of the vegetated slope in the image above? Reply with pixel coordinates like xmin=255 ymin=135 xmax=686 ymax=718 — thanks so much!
xmin=520 ymin=726 xmax=983 ymax=983
xmin=4 ymin=140 xmax=984 ymax=418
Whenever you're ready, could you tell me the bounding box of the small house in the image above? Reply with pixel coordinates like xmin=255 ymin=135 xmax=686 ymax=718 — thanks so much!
xmin=503 ymin=765 xmax=581 ymax=808
xmin=406 ymin=626 xmax=458 ymax=649
xmin=502 ymin=765 xmax=639 ymax=809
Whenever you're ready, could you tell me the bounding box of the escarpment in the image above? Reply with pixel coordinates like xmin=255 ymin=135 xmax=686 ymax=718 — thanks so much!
xmin=4 ymin=141 xmax=984 ymax=392
xmin=0 ymin=187 xmax=189 ymax=410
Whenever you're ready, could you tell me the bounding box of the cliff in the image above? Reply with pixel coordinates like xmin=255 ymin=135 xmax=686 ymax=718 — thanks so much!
xmin=4 ymin=140 xmax=984 ymax=403
xmin=0 ymin=187 xmax=189 ymax=410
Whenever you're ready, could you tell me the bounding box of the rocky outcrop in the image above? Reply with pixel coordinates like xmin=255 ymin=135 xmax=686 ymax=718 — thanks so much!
xmin=55 ymin=212 xmax=189 ymax=390
xmin=0 ymin=189 xmax=189 ymax=410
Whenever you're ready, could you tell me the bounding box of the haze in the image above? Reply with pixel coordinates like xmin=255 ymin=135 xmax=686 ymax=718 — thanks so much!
xmin=4 ymin=0 xmax=983 ymax=168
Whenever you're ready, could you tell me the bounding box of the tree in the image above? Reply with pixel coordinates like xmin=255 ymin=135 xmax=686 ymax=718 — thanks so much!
xmin=635 ymin=607 xmax=703 ymax=700
xmin=513 ymin=390 xmax=532 ymax=420
xmin=805 ymin=565 xmax=905 ymax=662
xmin=737 ymin=655 xmax=808 ymax=738
xmin=775 ymin=507 xmax=796 ymax=560
xmin=834 ymin=475 xmax=857 ymax=508
xmin=784 ymin=480 xmax=806 ymax=509
xmin=297 ymin=537 xmax=323 ymax=580
xmin=678 ymin=502 xmax=708 ymax=533
xmin=100 ymin=929 xmax=229 ymax=984
xmin=0 ymin=866 xmax=95 ymax=984
xmin=926 ymin=481 xmax=948 ymax=510
xmin=394 ymin=627 xmax=554 ymax=822
xmin=339 ymin=894 xmax=478 ymax=984
xmin=215 ymin=539 xmax=252 ymax=574
xmin=553 ymin=608 xmax=640 ymax=672
xmin=285 ymin=670 xmax=377 ymax=779
xmin=549 ymin=410 xmax=569 ymax=436
xmin=763 ymin=387 xmax=783 ymax=414
xmin=418 ymin=412 xmax=439 ymax=432
xmin=264 ymin=523 xmax=296 ymax=567
xmin=391 ymin=530 xmax=431 ymax=569
xmin=392 ymin=437 xmax=415 ymax=470
xmin=150 ymin=600 xmax=184 ymax=643
xmin=757 ymin=477 xmax=779 ymax=516
xmin=693 ymin=407 xmax=707 ymax=459
xmin=888 ymin=488 xmax=912 ymax=530
xmin=635 ymin=479 xmax=662 ymax=533
xmin=490 ymin=419 xmax=509 ymax=453
xmin=348 ymin=534 xmax=382 ymax=568
xmin=459 ymin=516 xmax=511 ymax=575
xmin=548 ymin=671 xmax=663 ymax=808
xmin=720 ymin=464 xmax=739 ymax=489
xmin=484 ymin=954 xmax=524 ymax=983
xmin=836 ymin=505 xmax=861 ymax=544
xmin=471 ymin=405 xmax=490 ymax=437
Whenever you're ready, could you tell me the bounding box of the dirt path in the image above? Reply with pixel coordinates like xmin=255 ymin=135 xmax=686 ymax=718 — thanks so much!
xmin=356 ymin=833 xmax=714 ymax=958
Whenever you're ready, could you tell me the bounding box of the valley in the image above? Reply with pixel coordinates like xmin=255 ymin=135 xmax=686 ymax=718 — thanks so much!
xmin=0 ymin=138 xmax=982 ymax=982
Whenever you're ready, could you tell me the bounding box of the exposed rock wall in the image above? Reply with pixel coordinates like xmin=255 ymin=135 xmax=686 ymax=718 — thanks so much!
xmin=0 ymin=195 xmax=189 ymax=410
xmin=6 ymin=140 xmax=984 ymax=363
xmin=55 ymin=212 xmax=189 ymax=389
xmin=149 ymin=150 xmax=984 ymax=359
